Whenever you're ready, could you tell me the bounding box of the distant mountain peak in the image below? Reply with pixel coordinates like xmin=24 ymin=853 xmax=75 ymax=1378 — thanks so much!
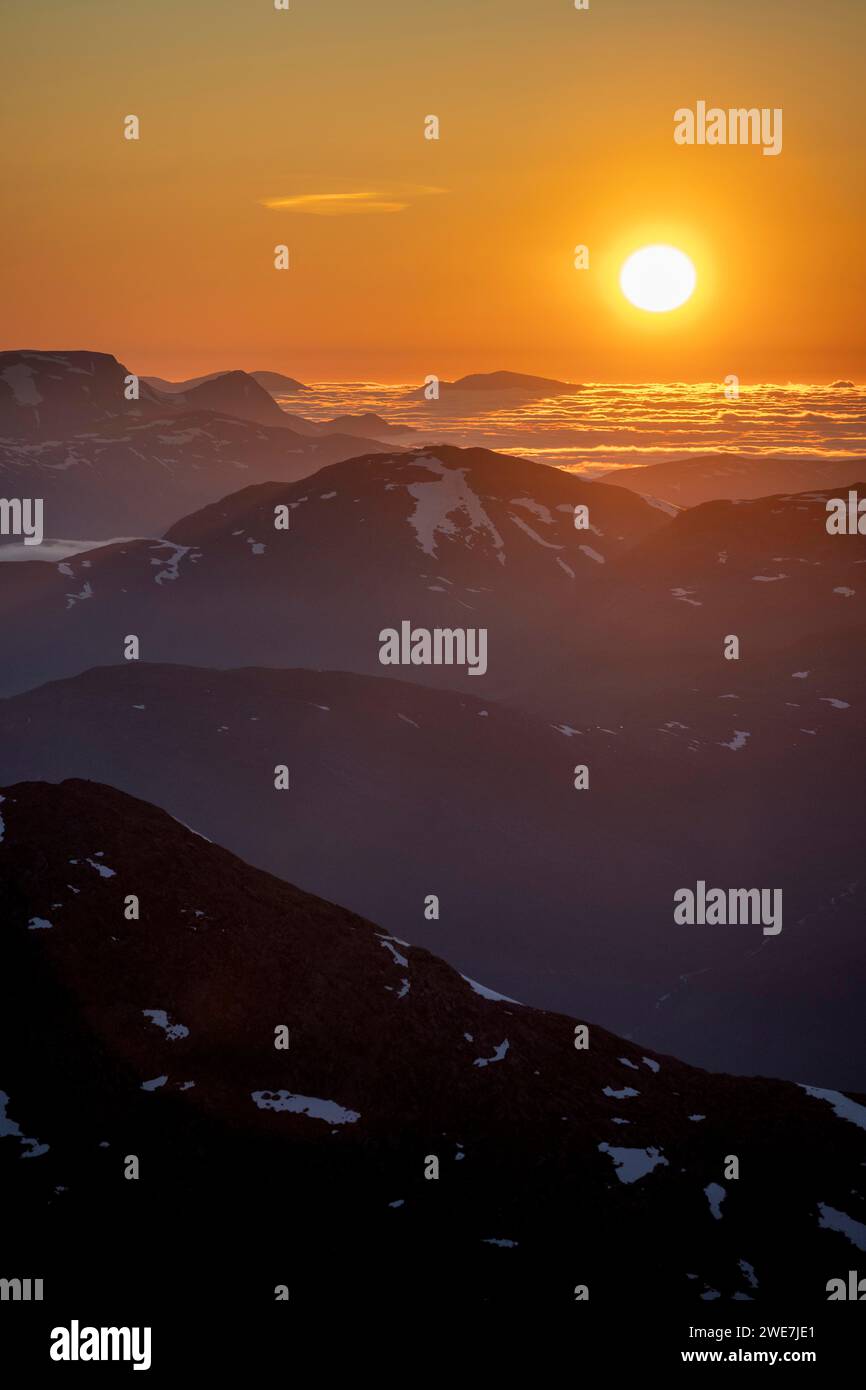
xmin=164 ymin=370 xmax=294 ymax=428
xmin=409 ymin=370 xmax=583 ymax=400
xmin=322 ymin=412 xmax=414 ymax=438
xmin=142 ymin=368 xmax=308 ymax=395
xmin=249 ymin=370 xmax=308 ymax=394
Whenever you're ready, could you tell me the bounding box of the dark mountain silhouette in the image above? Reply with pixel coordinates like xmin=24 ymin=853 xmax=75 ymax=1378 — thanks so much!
xmin=604 ymin=454 xmax=866 ymax=507
xmin=0 ymin=349 xmax=165 ymax=437
xmin=0 ymin=351 xmax=319 ymax=440
xmin=161 ymin=370 xmax=301 ymax=429
xmin=144 ymin=368 xmax=308 ymax=395
xmin=2 ymin=776 xmax=864 ymax=1305
xmin=0 ymin=663 xmax=862 ymax=1087
xmin=143 ymin=371 xmax=232 ymax=392
xmin=249 ymin=369 xmax=309 ymax=394
xmin=323 ymin=412 xmax=415 ymax=438
xmin=408 ymin=371 xmax=583 ymax=400
xmin=256 ymin=410 xmax=406 ymax=439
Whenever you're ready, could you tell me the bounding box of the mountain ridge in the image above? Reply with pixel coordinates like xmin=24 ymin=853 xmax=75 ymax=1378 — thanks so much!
xmin=2 ymin=775 xmax=864 ymax=1303
xmin=0 ymin=660 xmax=862 ymax=1086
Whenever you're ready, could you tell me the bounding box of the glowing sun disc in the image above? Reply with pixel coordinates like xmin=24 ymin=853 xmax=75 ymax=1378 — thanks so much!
xmin=619 ymin=245 xmax=697 ymax=313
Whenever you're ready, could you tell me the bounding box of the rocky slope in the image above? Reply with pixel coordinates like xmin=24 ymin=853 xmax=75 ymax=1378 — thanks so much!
xmin=1 ymin=778 xmax=864 ymax=1304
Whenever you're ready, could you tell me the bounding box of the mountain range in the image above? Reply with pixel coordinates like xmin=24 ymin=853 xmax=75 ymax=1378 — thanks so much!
xmin=2 ymin=777 xmax=864 ymax=1304
xmin=2 ymin=438 xmax=862 ymax=724
xmin=0 ymin=661 xmax=861 ymax=1086
xmin=408 ymin=370 xmax=584 ymax=401
xmin=143 ymin=369 xmax=308 ymax=395
xmin=0 ymin=443 xmax=668 ymax=702
xmin=0 ymin=351 xmax=398 ymax=540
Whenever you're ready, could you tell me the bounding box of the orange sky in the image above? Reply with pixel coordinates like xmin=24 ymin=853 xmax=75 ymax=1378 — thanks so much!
xmin=3 ymin=0 xmax=864 ymax=383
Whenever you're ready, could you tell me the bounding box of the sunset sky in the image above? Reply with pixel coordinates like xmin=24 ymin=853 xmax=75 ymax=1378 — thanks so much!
xmin=3 ymin=0 xmax=864 ymax=383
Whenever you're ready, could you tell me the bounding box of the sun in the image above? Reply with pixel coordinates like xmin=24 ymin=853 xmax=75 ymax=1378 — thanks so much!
xmin=619 ymin=245 xmax=697 ymax=313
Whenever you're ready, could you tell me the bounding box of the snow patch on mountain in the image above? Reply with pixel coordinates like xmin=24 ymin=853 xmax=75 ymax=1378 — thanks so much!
xmin=65 ymin=581 xmax=93 ymax=609
xmin=671 ymin=587 xmax=701 ymax=606
xmin=461 ymin=974 xmax=522 ymax=1004
xmin=720 ymin=730 xmax=751 ymax=752
xmin=508 ymin=513 xmax=562 ymax=550
xmin=378 ymin=936 xmax=409 ymax=968
xmin=251 ymin=1091 xmax=361 ymax=1125
xmin=818 ymin=1203 xmax=866 ymax=1251
xmin=152 ymin=541 xmax=192 ymax=585
xmin=473 ymin=1040 xmax=510 ymax=1068
xmin=639 ymin=493 xmax=679 ymax=517
xmin=169 ymin=816 xmax=212 ymax=843
xmin=1 ymin=363 xmax=43 ymax=406
xmin=0 ymin=1090 xmax=49 ymax=1157
xmin=801 ymin=1086 xmax=866 ymax=1132
xmin=86 ymin=856 xmax=115 ymax=878
xmin=143 ymin=1009 xmax=190 ymax=1041
xmin=510 ymin=497 xmax=554 ymax=523
xmin=405 ymin=457 xmax=506 ymax=563
xmin=598 ymin=1143 xmax=668 ymax=1184
xmin=578 ymin=545 xmax=605 ymax=564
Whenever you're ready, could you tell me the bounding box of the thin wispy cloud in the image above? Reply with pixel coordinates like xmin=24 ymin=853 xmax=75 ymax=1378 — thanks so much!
xmin=260 ymin=185 xmax=446 ymax=216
